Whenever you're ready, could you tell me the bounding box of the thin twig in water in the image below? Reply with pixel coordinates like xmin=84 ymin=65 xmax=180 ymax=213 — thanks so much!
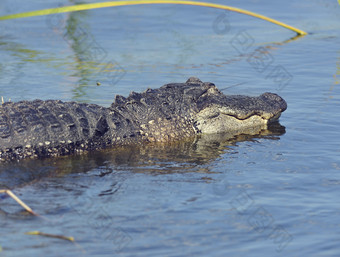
xmin=0 ymin=189 xmax=38 ymax=216
xmin=25 ymin=231 xmax=75 ymax=242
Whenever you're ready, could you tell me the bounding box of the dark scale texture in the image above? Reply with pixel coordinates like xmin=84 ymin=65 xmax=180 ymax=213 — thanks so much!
xmin=0 ymin=100 xmax=111 ymax=161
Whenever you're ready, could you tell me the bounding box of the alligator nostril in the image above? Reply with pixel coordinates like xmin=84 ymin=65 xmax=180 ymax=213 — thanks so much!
xmin=260 ymin=92 xmax=287 ymax=111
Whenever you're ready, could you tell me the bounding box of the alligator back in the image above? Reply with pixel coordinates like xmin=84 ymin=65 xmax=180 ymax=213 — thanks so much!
xmin=0 ymin=100 xmax=110 ymax=160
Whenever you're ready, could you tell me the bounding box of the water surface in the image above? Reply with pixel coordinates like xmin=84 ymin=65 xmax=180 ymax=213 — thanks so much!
xmin=0 ymin=1 xmax=340 ymax=256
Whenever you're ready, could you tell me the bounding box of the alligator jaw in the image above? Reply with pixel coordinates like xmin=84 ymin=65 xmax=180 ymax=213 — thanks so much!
xmin=195 ymin=112 xmax=267 ymax=134
xmin=194 ymin=92 xmax=287 ymax=134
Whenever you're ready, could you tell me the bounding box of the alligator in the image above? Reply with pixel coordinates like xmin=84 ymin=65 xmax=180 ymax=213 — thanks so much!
xmin=0 ymin=77 xmax=287 ymax=161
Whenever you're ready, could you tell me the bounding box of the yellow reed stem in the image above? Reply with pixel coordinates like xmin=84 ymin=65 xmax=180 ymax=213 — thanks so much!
xmin=0 ymin=0 xmax=307 ymax=35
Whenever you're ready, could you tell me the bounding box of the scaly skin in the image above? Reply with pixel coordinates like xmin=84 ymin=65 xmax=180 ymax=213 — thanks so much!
xmin=0 ymin=77 xmax=287 ymax=161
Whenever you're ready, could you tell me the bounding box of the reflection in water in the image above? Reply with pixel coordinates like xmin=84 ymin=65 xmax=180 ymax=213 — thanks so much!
xmin=272 ymin=33 xmax=306 ymax=45
xmin=0 ymin=40 xmax=41 ymax=97
xmin=64 ymin=9 xmax=102 ymax=98
xmin=0 ymin=3 xmax=125 ymax=102
xmin=326 ymin=50 xmax=340 ymax=100
xmin=0 ymin=122 xmax=285 ymax=189
xmin=60 ymin=8 xmax=125 ymax=100
xmin=334 ymin=51 xmax=340 ymax=85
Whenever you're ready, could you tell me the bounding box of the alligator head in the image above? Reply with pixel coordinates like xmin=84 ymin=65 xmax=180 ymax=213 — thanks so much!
xmin=183 ymin=77 xmax=287 ymax=134
xmin=115 ymin=77 xmax=287 ymax=143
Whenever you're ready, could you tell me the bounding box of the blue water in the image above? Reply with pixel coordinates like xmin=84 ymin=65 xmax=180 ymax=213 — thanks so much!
xmin=0 ymin=1 xmax=340 ymax=256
